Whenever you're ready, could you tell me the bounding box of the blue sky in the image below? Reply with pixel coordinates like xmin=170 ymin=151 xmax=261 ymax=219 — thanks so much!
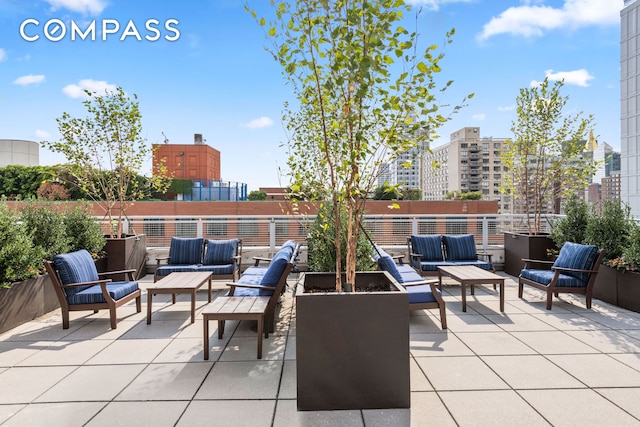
xmin=0 ymin=0 xmax=624 ymax=191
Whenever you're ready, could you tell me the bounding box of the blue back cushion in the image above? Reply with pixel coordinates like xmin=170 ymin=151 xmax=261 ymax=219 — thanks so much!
xmin=203 ymin=239 xmax=238 ymax=265
xmin=53 ymin=250 xmax=99 ymax=297
xmin=553 ymin=242 xmax=599 ymax=283
xmin=169 ymin=237 xmax=204 ymax=265
xmin=374 ymin=247 xmax=403 ymax=283
xmin=443 ymin=234 xmax=477 ymax=261
xmin=411 ymin=235 xmax=443 ymax=262
xmin=260 ymin=249 xmax=291 ymax=286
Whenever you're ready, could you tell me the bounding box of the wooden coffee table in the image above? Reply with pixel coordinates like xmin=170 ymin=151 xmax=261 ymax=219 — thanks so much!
xmin=437 ymin=265 xmax=505 ymax=312
xmin=146 ymin=272 xmax=213 ymax=324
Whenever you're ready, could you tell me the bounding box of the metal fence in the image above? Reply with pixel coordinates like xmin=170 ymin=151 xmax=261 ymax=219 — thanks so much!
xmin=103 ymin=214 xmax=557 ymax=251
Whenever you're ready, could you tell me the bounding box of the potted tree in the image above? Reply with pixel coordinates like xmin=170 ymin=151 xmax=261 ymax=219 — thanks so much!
xmin=251 ymin=0 xmax=469 ymax=410
xmin=43 ymin=87 xmax=169 ymax=279
xmin=501 ymin=78 xmax=596 ymax=275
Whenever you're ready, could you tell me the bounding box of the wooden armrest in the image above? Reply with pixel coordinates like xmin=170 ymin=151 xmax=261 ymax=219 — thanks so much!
xmin=98 ymin=269 xmax=136 ymax=276
xmin=226 ymin=282 xmax=277 ymax=291
xmin=391 ymin=254 xmax=405 ymax=264
xmin=477 ymin=252 xmax=493 ymax=261
xmin=522 ymin=258 xmax=554 ymax=264
xmin=61 ymin=279 xmax=111 ymax=288
xmin=552 ymin=266 xmax=598 ymax=274
xmin=252 ymin=256 xmax=272 ymax=266
xmin=156 ymin=256 xmax=170 ymax=267
xmin=402 ymin=279 xmax=439 ymax=287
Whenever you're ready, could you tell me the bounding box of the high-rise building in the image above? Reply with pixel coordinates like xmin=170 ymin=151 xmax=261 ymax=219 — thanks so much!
xmin=0 ymin=139 xmax=39 ymax=167
xmin=421 ymin=127 xmax=510 ymax=212
xmin=621 ymin=0 xmax=640 ymax=217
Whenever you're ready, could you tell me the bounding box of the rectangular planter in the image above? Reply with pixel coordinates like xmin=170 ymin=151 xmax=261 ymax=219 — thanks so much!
xmin=104 ymin=234 xmax=147 ymax=280
xmin=296 ymin=271 xmax=410 ymax=411
xmin=593 ymin=265 xmax=618 ymax=306
xmin=616 ymin=270 xmax=640 ymax=313
xmin=0 ymin=275 xmax=59 ymax=334
xmin=504 ymin=232 xmax=556 ymax=276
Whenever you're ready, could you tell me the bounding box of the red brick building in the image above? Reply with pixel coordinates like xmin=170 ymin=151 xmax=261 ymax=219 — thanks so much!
xmin=153 ymin=134 xmax=221 ymax=181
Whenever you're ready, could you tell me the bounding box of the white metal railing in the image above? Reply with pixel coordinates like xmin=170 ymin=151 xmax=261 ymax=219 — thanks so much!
xmin=101 ymin=214 xmax=558 ymax=251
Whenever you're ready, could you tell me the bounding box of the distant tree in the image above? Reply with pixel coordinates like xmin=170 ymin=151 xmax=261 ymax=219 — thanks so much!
xmin=248 ymin=190 xmax=268 ymax=201
xmin=460 ymin=191 xmax=482 ymax=200
xmin=373 ymin=184 xmax=401 ymax=200
xmin=43 ymin=87 xmax=170 ymax=237
xmin=402 ymin=188 xmax=422 ymax=200
xmin=36 ymin=182 xmax=70 ymax=200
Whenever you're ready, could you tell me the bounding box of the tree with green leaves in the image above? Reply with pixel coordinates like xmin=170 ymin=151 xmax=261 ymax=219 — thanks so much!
xmin=500 ymin=77 xmax=596 ymax=235
xmin=250 ymin=0 xmax=469 ymax=290
xmin=43 ymin=87 xmax=169 ymax=237
xmin=248 ymin=190 xmax=268 ymax=201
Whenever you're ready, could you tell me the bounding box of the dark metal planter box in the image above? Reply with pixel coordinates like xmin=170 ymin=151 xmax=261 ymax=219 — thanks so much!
xmin=593 ymin=265 xmax=618 ymax=306
xmin=104 ymin=234 xmax=147 ymax=280
xmin=0 ymin=275 xmax=59 ymax=334
xmin=616 ymin=270 xmax=640 ymax=313
xmin=296 ymin=271 xmax=410 ymax=411
xmin=504 ymin=232 xmax=557 ymax=276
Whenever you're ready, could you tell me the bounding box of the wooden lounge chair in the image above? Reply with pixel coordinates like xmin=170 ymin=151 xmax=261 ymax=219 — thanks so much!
xmin=44 ymin=249 xmax=141 ymax=329
xmin=518 ymin=242 xmax=605 ymax=310
xmin=375 ymin=246 xmax=447 ymax=329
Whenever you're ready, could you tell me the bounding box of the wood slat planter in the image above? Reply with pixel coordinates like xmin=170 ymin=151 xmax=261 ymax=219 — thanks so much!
xmin=0 ymin=275 xmax=59 ymax=334
xmin=593 ymin=265 xmax=640 ymax=313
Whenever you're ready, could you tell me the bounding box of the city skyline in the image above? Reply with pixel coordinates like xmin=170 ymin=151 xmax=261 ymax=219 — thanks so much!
xmin=0 ymin=0 xmax=623 ymax=191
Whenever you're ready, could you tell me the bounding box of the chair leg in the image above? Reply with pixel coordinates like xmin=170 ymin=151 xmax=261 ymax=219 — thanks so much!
xmin=439 ymin=306 xmax=447 ymax=330
xmin=62 ymin=307 xmax=70 ymax=329
xmin=546 ymin=290 xmax=553 ymax=310
xmin=518 ymin=281 xmax=524 ymax=298
xmin=136 ymin=296 xmax=142 ymax=313
xmin=109 ymin=307 xmax=117 ymax=329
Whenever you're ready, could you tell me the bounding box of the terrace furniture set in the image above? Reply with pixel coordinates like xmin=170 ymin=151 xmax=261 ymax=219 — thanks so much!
xmin=44 ymin=234 xmax=603 ymax=358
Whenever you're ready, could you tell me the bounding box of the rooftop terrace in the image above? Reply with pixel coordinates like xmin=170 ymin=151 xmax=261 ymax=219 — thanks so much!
xmin=1 ymin=272 xmax=640 ymax=426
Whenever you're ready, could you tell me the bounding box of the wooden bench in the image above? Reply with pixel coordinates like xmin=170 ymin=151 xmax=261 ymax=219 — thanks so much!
xmin=203 ymin=296 xmax=270 ymax=359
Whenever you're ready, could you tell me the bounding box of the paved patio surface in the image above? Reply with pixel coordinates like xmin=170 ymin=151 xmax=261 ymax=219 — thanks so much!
xmin=1 ymin=272 xmax=640 ymax=426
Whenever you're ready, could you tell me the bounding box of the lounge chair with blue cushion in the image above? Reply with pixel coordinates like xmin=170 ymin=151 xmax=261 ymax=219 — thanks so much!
xmin=155 ymin=237 xmax=205 ymax=281
xmin=518 ymin=242 xmax=604 ymax=310
xmin=375 ymin=246 xmax=447 ymax=329
xmin=198 ymin=238 xmax=242 ymax=281
xmin=223 ymin=240 xmax=298 ymax=334
xmin=407 ymin=235 xmax=454 ymax=277
xmin=44 ymin=249 xmax=142 ymax=329
xmin=442 ymin=234 xmax=494 ymax=271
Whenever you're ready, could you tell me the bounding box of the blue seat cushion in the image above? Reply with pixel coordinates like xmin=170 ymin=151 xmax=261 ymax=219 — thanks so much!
xmin=67 ymin=281 xmax=139 ymax=305
xmin=410 ymin=235 xmax=444 ymax=264
xmin=260 ymin=249 xmax=290 ymax=286
xmin=53 ymin=249 xmax=100 ymax=298
xmin=155 ymin=265 xmax=200 ymax=277
xmin=241 ymin=266 xmax=268 ymax=276
xmin=417 ymin=261 xmax=456 ymax=272
xmin=443 ymin=234 xmax=477 ymax=261
xmin=452 ymin=260 xmax=493 ymax=271
xmin=168 ymin=237 xmax=204 ymax=265
xmin=227 ymin=275 xmax=274 ymax=296
xmin=198 ymin=264 xmax=235 ymax=275
xmin=374 ymin=247 xmax=403 ymax=283
xmin=553 ymin=242 xmax=598 ymax=283
xmin=405 ymin=284 xmax=440 ymax=304
xmin=396 ymin=264 xmax=425 ymax=283
xmin=203 ymin=239 xmax=238 ymax=265
xmin=521 ymin=269 xmax=585 ymax=288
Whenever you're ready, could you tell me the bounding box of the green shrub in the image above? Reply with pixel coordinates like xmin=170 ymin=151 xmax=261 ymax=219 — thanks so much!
xmin=0 ymin=204 xmax=44 ymax=287
xmin=550 ymin=194 xmax=590 ymax=248
xmin=19 ymin=202 xmax=71 ymax=261
xmin=585 ymin=200 xmax=631 ymax=261
xmin=64 ymin=204 xmax=106 ymax=255
xmin=307 ymin=202 xmax=375 ymax=273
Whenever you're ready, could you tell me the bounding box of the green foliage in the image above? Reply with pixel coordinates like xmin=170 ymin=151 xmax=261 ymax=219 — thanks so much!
xmin=0 ymin=204 xmax=44 ymax=287
xmin=373 ymin=184 xmax=401 ymax=200
xmin=63 ymin=204 xmax=106 ymax=255
xmin=550 ymin=194 xmax=590 ymax=248
xmin=500 ymin=77 xmax=596 ymax=234
xmin=42 ymin=87 xmax=170 ymax=237
xmin=585 ymin=200 xmax=631 ymax=261
xmin=617 ymin=221 xmax=640 ymax=271
xmin=252 ymin=0 xmax=468 ymax=288
xmin=248 ymin=190 xmax=268 ymax=201
xmin=307 ymin=202 xmax=375 ymax=273
xmin=19 ymin=202 xmax=71 ymax=261
xmin=0 ymin=165 xmax=57 ymax=199
xmin=445 ymin=190 xmax=481 ymax=200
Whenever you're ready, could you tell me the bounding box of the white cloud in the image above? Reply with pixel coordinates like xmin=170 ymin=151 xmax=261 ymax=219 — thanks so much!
xmin=478 ymin=0 xmax=623 ymax=41
xmin=0 ymin=48 xmax=6 ymax=61
xmin=531 ymin=69 xmax=594 ymax=87
xmin=472 ymin=113 xmax=486 ymax=121
xmin=13 ymin=74 xmax=45 ymax=86
xmin=35 ymin=129 xmax=51 ymax=139
xmin=62 ymin=79 xmax=117 ymax=99
xmin=405 ymin=0 xmax=473 ymax=11
xmin=498 ymin=105 xmax=515 ymax=112
xmin=245 ymin=116 xmax=274 ymax=129
xmin=44 ymin=0 xmax=106 ymax=15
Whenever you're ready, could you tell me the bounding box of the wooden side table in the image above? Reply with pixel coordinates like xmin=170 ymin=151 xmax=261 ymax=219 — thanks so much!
xmin=203 ymin=296 xmax=270 ymax=360
xmin=146 ymin=272 xmax=212 ymax=324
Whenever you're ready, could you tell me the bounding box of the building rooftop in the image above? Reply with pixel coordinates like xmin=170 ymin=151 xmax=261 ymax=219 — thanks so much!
xmin=1 ymin=273 xmax=640 ymax=426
